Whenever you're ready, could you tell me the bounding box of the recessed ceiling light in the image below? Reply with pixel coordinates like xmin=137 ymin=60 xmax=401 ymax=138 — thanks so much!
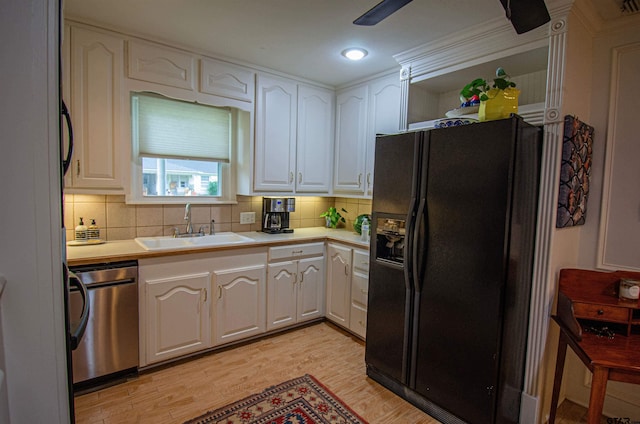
xmin=341 ymin=48 xmax=368 ymax=61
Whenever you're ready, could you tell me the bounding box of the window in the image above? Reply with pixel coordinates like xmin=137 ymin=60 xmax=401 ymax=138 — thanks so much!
xmin=129 ymin=92 xmax=236 ymax=203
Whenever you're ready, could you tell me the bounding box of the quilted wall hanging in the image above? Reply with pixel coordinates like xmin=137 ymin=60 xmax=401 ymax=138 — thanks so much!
xmin=556 ymin=115 xmax=595 ymax=228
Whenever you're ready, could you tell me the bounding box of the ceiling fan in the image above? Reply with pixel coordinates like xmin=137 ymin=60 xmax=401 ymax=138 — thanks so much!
xmin=353 ymin=0 xmax=413 ymax=26
xmin=353 ymin=0 xmax=550 ymax=34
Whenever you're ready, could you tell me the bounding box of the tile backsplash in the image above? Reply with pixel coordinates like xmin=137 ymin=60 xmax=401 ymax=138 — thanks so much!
xmin=64 ymin=195 xmax=371 ymax=241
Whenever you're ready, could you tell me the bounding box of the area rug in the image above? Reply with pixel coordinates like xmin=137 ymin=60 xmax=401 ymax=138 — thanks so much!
xmin=184 ymin=374 xmax=368 ymax=424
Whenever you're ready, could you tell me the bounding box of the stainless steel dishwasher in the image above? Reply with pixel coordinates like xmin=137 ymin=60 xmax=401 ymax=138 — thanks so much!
xmin=69 ymin=261 xmax=138 ymax=388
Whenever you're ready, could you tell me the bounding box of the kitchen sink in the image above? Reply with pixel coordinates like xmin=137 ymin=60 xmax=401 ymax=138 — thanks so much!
xmin=135 ymin=232 xmax=255 ymax=251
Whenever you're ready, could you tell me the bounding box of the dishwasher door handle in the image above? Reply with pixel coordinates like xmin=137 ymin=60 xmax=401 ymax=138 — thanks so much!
xmin=69 ymin=271 xmax=90 ymax=351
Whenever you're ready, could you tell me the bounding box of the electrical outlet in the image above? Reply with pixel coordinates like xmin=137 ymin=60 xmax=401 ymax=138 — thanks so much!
xmin=240 ymin=212 xmax=256 ymax=224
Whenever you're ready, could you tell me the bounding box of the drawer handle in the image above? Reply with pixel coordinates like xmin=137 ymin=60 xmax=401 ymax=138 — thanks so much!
xmin=597 ymin=309 xmax=604 ymax=315
xmin=361 ymin=289 xmax=368 ymax=295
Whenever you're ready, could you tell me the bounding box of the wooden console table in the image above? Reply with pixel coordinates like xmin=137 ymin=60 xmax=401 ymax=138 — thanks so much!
xmin=549 ymin=268 xmax=640 ymax=424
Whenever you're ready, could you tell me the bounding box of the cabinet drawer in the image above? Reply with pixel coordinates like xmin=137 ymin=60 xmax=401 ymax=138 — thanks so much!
xmin=353 ymin=250 xmax=370 ymax=274
xmin=349 ymin=305 xmax=367 ymax=339
xmin=573 ymin=302 xmax=630 ymax=323
xmin=269 ymin=242 xmax=324 ymax=261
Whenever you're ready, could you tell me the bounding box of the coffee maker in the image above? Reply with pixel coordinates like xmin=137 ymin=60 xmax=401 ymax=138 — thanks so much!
xmin=262 ymin=197 xmax=295 ymax=233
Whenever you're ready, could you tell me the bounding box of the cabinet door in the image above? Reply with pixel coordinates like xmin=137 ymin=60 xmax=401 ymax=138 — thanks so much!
xmin=297 ymin=257 xmax=325 ymax=322
xmin=254 ymin=74 xmax=297 ymax=191
xmin=70 ymin=27 xmax=125 ymax=190
xmin=214 ymin=264 xmax=266 ymax=345
xmin=296 ymin=85 xmax=334 ymax=193
xmin=326 ymin=244 xmax=352 ymax=327
xmin=145 ymin=272 xmax=210 ymax=364
xmin=333 ymin=85 xmax=368 ymax=194
xmin=267 ymin=261 xmax=297 ymax=331
xmin=366 ymin=75 xmax=401 ymax=196
xmin=127 ymin=40 xmax=195 ymax=90
xmin=200 ymin=57 xmax=255 ymax=102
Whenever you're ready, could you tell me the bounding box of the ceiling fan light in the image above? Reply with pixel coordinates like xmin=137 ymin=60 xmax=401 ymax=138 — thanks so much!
xmin=342 ymin=48 xmax=368 ymax=61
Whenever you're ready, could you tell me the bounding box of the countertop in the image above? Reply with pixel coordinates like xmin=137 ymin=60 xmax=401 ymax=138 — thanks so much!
xmin=66 ymin=227 xmax=370 ymax=266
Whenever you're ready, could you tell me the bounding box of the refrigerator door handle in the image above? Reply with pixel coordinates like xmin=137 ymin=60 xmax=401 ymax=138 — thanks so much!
xmin=61 ymin=100 xmax=73 ymax=176
xmin=412 ymin=197 xmax=426 ymax=291
xmin=68 ymin=271 xmax=90 ymax=351
xmin=404 ymin=197 xmax=416 ymax=290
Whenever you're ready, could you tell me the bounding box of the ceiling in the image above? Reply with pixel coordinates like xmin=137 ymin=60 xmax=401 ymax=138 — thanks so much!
xmin=63 ymin=0 xmax=628 ymax=88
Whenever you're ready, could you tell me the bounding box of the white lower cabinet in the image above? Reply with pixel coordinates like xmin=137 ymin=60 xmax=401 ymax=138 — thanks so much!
xmin=349 ymin=249 xmax=370 ymax=339
xmin=214 ymin=264 xmax=266 ymax=345
xmin=325 ymin=243 xmax=352 ymax=328
xmin=139 ymin=248 xmax=267 ymax=366
xmin=144 ymin=271 xmax=210 ymax=365
xmin=138 ymin=241 xmax=366 ymax=366
xmin=267 ymin=243 xmax=325 ymax=331
xmin=326 ymin=243 xmax=370 ymax=339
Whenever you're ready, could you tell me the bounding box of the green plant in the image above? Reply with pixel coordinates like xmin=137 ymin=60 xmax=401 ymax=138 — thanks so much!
xmin=353 ymin=214 xmax=372 ymax=235
xmin=460 ymin=67 xmax=516 ymax=103
xmin=320 ymin=207 xmax=348 ymax=228
xmin=207 ymin=181 xmax=219 ymax=195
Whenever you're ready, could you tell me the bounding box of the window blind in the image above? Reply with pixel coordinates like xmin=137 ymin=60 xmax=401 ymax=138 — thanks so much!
xmin=134 ymin=92 xmax=231 ymax=162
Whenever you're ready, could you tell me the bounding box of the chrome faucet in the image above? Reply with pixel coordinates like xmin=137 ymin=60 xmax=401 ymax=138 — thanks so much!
xmin=184 ymin=203 xmax=193 ymax=235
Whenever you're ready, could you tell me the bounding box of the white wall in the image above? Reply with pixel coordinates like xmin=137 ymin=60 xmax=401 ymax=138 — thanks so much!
xmin=537 ymin=2 xmax=640 ymax=421
xmin=565 ymin=12 xmax=640 ymax=418
xmin=0 ymin=0 xmax=71 ymax=422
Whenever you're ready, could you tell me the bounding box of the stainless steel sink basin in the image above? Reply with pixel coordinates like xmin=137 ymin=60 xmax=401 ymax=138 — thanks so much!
xmin=135 ymin=232 xmax=255 ymax=251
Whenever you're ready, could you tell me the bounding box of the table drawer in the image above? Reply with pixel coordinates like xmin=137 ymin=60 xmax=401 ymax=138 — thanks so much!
xmin=573 ymin=302 xmax=630 ymax=323
xmin=269 ymin=242 xmax=324 ymax=261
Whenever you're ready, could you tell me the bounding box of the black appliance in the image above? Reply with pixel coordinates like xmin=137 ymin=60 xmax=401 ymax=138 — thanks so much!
xmin=262 ymin=197 xmax=295 ymax=233
xmin=365 ymin=116 xmax=542 ymax=424
xmin=57 ymin=4 xmax=90 ymax=419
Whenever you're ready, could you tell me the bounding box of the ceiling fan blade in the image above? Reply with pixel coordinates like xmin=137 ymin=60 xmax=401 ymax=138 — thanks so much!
xmin=353 ymin=0 xmax=414 ymax=26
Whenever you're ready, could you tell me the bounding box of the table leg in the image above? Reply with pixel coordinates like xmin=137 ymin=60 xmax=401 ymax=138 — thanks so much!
xmin=549 ymin=332 xmax=568 ymax=424
xmin=587 ymin=366 xmax=609 ymax=424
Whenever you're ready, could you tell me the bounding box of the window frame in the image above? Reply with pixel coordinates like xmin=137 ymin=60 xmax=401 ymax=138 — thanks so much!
xmin=125 ymin=87 xmax=245 ymax=205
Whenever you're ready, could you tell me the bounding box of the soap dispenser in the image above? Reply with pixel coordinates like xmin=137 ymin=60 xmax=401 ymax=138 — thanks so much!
xmin=88 ymin=219 xmax=100 ymax=240
xmin=75 ymin=217 xmax=88 ymax=241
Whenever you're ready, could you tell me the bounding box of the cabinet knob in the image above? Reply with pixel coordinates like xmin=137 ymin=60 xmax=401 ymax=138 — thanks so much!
xmin=597 ymin=309 xmax=604 ymax=315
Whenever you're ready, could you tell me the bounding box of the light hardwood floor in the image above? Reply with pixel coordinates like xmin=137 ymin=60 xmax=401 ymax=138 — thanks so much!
xmin=74 ymin=321 xmax=588 ymax=423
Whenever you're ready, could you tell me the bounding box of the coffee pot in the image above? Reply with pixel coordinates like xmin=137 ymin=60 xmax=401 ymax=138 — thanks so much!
xmin=262 ymin=197 xmax=295 ymax=233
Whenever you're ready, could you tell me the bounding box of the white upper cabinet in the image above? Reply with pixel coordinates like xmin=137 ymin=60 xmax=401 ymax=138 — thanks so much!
xmin=127 ymin=40 xmax=195 ymax=90
xmin=334 ymin=74 xmax=400 ymax=197
xmin=365 ymin=74 xmax=401 ymax=196
xmin=333 ymin=85 xmax=369 ymax=195
xmin=254 ymin=74 xmax=298 ymax=192
xmin=200 ymin=57 xmax=255 ymax=103
xmin=296 ymin=85 xmax=334 ymax=193
xmin=253 ymin=75 xmax=334 ymax=194
xmin=67 ymin=26 xmax=126 ymax=192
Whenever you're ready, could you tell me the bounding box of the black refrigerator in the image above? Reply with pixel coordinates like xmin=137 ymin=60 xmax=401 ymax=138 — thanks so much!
xmin=365 ymin=116 xmax=541 ymax=424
